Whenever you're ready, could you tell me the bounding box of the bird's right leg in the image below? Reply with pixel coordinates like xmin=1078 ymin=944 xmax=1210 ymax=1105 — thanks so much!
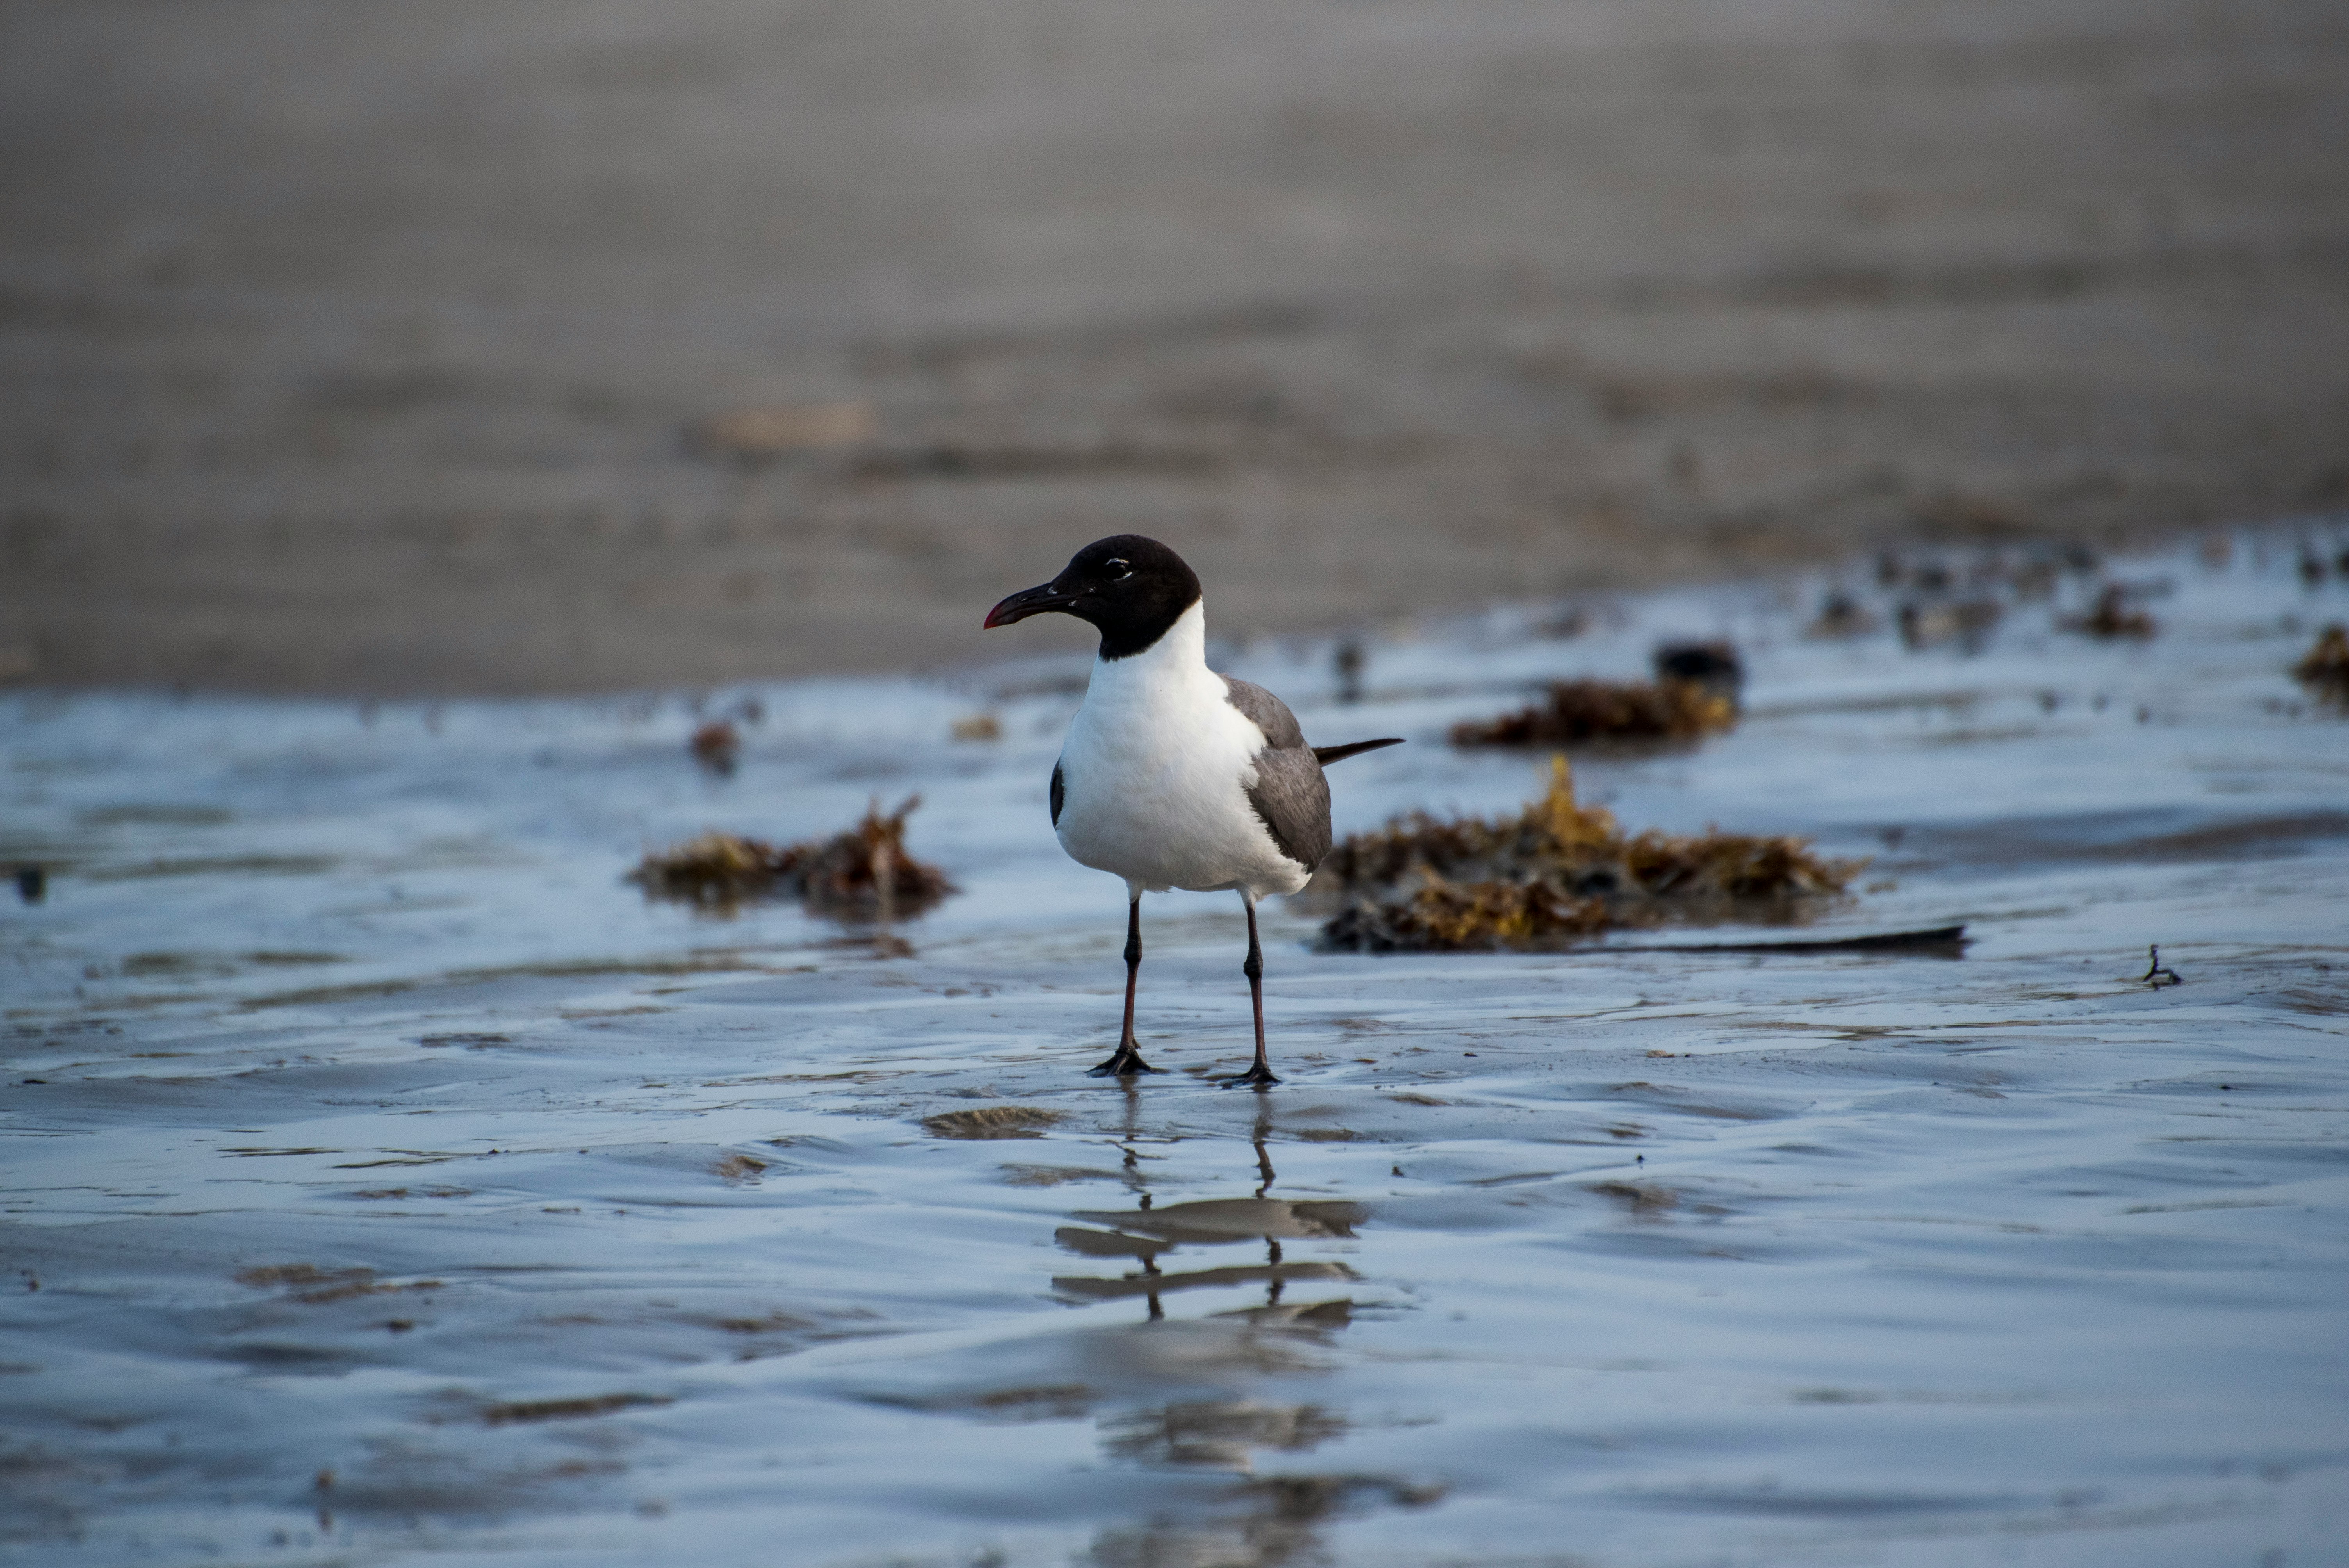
xmin=1221 ymin=895 xmax=1281 ymax=1087
xmin=1092 ymin=896 xmax=1163 ymax=1076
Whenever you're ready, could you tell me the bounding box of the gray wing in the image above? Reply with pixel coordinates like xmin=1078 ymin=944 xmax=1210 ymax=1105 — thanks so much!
xmin=1223 ymin=676 xmax=1332 ymax=871
xmin=1220 ymin=675 xmax=1305 ymax=748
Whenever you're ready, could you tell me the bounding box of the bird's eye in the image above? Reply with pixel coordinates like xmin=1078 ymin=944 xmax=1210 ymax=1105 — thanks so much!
xmin=1106 ymin=559 xmax=1132 ymax=579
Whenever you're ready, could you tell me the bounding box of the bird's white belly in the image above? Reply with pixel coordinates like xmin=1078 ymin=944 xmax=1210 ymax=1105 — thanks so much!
xmin=1055 ymin=689 xmax=1305 ymax=899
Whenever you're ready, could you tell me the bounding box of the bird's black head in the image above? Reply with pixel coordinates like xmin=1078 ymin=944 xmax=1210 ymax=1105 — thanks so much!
xmin=983 ymin=535 xmax=1203 ymax=660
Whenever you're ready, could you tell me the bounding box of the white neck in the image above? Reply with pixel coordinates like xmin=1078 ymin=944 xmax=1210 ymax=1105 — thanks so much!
xmin=1086 ymin=599 xmax=1210 ymax=700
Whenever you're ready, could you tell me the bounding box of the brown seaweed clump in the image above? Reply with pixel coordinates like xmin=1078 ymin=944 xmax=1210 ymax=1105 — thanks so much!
xmin=628 ymin=795 xmax=955 ymax=918
xmin=1449 ymin=677 xmax=1735 ymax=748
xmin=2294 ymin=624 xmax=2349 ymax=707
xmin=1335 ymin=875 xmax=1616 ymax=950
xmin=1318 ymin=759 xmax=1860 ymax=951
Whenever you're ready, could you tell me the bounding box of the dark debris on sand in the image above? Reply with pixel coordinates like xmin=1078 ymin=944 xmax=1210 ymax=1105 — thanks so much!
xmin=2062 ymin=583 xmax=2158 ymax=640
xmin=628 ymin=795 xmax=955 ymax=917
xmin=2293 ymin=624 xmax=2349 ymax=707
xmin=920 ymin=1106 xmax=1067 ymax=1140
xmin=1897 ymin=596 xmax=2003 ymax=652
xmin=1651 ymin=639 xmax=1743 ymax=698
xmin=689 ymin=719 xmax=741 ymax=775
xmin=1805 ymin=590 xmax=1879 ymax=640
xmin=1317 ymin=759 xmax=1860 ymax=951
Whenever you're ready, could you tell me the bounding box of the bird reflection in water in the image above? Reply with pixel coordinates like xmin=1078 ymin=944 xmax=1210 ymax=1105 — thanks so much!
xmin=1053 ymin=1094 xmax=1360 ymax=1326
xmin=1046 ymin=1097 xmax=1424 ymax=1565
xmin=1051 ymin=1097 xmax=1441 ymax=1565
xmin=1087 ymin=1469 xmax=1443 ymax=1568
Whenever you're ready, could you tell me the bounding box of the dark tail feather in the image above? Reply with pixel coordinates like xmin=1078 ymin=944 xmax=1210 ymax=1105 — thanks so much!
xmin=1312 ymin=737 xmax=1404 ymax=767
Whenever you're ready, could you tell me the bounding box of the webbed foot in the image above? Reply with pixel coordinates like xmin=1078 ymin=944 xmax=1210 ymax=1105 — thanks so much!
xmin=1089 ymin=1047 xmax=1164 ymax=1077
xmin=1220 ymin=1062 xmax=1281 ymax=1089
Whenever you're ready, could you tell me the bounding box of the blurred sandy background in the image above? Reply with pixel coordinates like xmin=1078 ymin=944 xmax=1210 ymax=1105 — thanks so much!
xmin=3 ymin=0 xmax=2344 ymax=694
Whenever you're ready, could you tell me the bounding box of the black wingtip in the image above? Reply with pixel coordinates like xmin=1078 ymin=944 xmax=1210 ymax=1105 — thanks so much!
xmin=1311 ymin=737 xmax=1405 ymax=767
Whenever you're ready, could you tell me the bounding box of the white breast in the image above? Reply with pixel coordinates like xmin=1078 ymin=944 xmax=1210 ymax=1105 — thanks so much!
xmin=1054 ymin=602 xmax=1309 ymax=899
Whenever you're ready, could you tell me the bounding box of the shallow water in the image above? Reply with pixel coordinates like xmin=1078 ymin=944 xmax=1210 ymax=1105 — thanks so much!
xmin=5 ymin=532 xmax=2347 ymax=1566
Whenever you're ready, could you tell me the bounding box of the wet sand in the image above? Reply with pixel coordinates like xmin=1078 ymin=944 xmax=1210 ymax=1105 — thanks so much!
xmin=5 ymin=531 xmax=2345 ymax=1563
xmin=4 ymin=0 xmax=2348 ymax=693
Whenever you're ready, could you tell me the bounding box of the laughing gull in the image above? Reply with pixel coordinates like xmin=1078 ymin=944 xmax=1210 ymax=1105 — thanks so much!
xmin=985 ymin=535 xmax=1401 ymax=1085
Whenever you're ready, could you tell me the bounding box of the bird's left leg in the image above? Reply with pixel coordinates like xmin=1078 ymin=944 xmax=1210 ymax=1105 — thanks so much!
xmin=1223 ymin=893 xmax=1281 ymax=1087
xmin=1092 ymin=895 xmax=1163 ymax=1076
